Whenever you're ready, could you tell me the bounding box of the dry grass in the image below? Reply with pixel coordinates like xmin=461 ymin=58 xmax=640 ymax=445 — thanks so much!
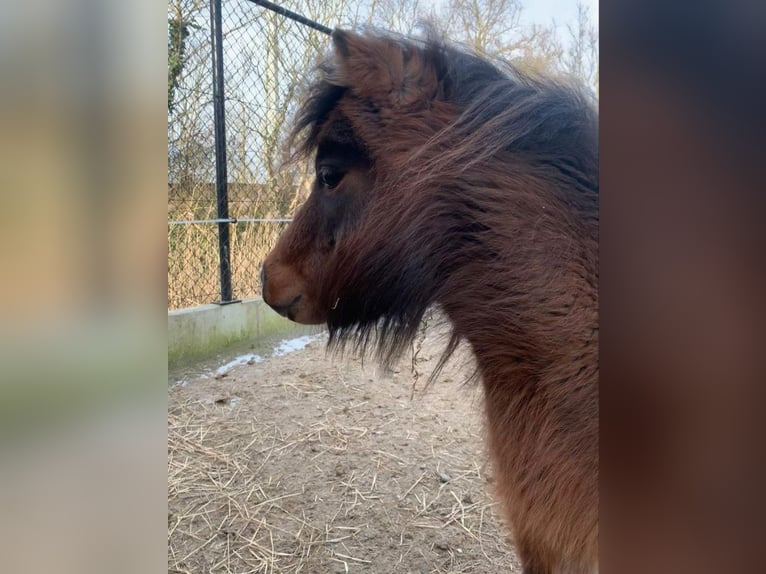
xmin=167 ymin=220 xmax=288 ymax=310
xmin=168 ymin=330 xmax=520 ymax=573
xmin=167 ymin=176 xmax=309 ymax=310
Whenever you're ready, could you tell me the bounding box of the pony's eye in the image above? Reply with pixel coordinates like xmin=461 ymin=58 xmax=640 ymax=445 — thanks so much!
xmin=317 ymin=167 xmax=343 ymax=190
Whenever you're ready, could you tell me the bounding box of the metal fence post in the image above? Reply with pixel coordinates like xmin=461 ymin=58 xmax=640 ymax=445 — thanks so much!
xmin=210 ymin=0 xmax=235 ymax=304
xmin=168 ymin=0 xmax=331 ymax=310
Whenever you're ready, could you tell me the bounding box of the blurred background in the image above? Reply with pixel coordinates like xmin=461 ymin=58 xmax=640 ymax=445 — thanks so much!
xmin=0 ymin=1 xmax=167 ymax=573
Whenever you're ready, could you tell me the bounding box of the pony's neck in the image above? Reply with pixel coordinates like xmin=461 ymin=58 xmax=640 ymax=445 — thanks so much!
xmin=442 ymin=273 xmax=597 ymax=388
xmin=438 ymin=181 xmax=598 ymax=387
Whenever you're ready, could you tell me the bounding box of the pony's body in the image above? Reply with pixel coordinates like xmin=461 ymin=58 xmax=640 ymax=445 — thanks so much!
xmin=263 ymin=29 xmax=598 ymax=574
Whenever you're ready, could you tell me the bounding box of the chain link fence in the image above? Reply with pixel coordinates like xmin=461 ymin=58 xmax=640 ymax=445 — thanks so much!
xmin=167 ymin=0 xmax=333 ymax=310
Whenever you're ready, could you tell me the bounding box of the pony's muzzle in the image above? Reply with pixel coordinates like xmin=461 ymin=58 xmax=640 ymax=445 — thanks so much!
xmin=261 ymin=262 xmax=307 ymax=322
xmin=261 ymin=258 xmax=325 ymax=324
xmin=268 ymin=294 xmax=302 ymax=320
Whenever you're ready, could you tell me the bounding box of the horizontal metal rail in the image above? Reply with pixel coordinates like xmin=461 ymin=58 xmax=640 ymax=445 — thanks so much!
xmin=168 ymin=217 xmax=293 ymax=225
xmin=244 ymin=0 xmax=333 ymax=35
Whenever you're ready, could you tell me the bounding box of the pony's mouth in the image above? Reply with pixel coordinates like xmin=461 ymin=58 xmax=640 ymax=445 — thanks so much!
xmin=269 ymin=294 xmax=302 ymax=320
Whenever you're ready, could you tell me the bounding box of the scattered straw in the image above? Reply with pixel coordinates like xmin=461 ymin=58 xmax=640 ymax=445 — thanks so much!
xmin=168 ymin=324 xmax=519 ymax=572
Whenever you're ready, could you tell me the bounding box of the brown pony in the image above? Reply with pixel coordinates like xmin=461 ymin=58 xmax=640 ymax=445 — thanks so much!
xmin=262 ymin=29 xmax=598 ymax=574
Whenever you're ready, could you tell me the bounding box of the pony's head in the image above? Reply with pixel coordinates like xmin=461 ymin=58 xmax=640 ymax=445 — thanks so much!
xmin=262 ymin=30 xmax=454 ymax=353
xmin=262 ymin=28 xmax=598 ymax=362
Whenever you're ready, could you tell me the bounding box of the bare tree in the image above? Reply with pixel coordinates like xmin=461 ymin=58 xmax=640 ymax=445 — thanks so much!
xmin=365 ymin=0 xmax=425 ymax=35
xmin=563 ymin=1 xmax=598 ymax=93
xmin=512 ymin=22 xmax=564 ymax=76
xmin=436 ymin=0 xmax=563 ymax=75
xmin=442 ymin=0 xmax=523 ymax=55
xmin=220 ymin=0 xmax=356 ymax=217
xmin=167 ymin=0 xmax=215 ymax=195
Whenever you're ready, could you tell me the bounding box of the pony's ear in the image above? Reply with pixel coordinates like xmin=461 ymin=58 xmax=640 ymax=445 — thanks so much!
xmin=331 ymin=29 xmax=354 ymax=59
xmin=330 ymin=29 xmax=438 ymax=107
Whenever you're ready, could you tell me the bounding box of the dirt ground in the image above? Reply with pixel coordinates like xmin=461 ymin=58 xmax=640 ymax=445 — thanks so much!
xmin=168 ymin=326 xmax=521 ymax=573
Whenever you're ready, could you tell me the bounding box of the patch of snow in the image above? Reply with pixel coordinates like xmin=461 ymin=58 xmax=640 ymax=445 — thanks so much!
xmin=272 ymin=335 xmax=319 ymax=357
xmin=214 ymin=353 xmax=264 ymax=377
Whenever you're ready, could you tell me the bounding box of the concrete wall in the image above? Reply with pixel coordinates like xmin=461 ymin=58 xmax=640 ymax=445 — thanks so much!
xmin=168 ymin=297 xmax=315 ymax=369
